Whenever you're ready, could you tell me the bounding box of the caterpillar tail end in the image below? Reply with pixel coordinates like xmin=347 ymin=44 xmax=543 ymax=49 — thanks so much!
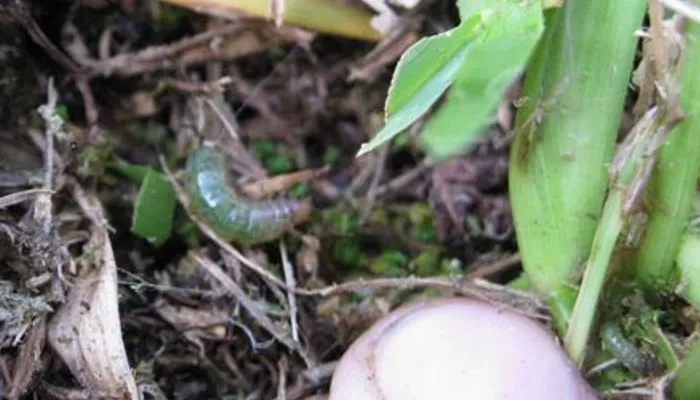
xmin=290 ymin=198 xmax=313 ymax=225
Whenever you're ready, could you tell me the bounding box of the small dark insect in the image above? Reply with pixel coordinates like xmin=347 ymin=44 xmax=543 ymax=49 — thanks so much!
xmin=600 ymin=322 xmax=660 ymax=376
xmin=184 ymin=146 xmax=312 ymax=245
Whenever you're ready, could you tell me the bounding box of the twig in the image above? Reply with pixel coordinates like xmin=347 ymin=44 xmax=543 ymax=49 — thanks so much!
xmin=0 ymin=358 xmax=11 ymax=393
xmin=432 ymin=169 xmax=464 ymax=233
xmin=203 ymin=96 xmax=241 ymax=141
xmin=347 ymin=156 xmax=378 ymax=195
xmin=276 ymin=357 xmax=288 ymax=400
xmin=220 ymin=249 xmax=288 ymax=307
xmin=117 ymin=267 xmax=225 ymax=300
xmin=77 ymin=21 xmax=306 ymax=78
xmin=34 ymin=78 xmax=64 ymax=234
xmin=155 ymin=77 xmax=233 ymax=95
xmin=25 ymin=128 xmax=65 ymax=180
xmin=192 ymin=253 xmax=315 ymax=367
xmin=295 ymin=276 xmax=547 ymax=320
xmin=37 ymin=78 xmax=59 ymax=193
xmin=191 ymin=93 xmax=267 ymax=179
xmin=585 ymin=359 xmax=620 ymax=378
xmin=350 ymin=18 xmax=419 ymax=82
xmin=360 ymin=143 xmax=390 ymax=222
xmin=241 ymin=165 xmax=329 ymax=199
xmin=375 ymin=158 xmax=433 ymax=196
xmin=467 ymin=253 xmax=522 ymax=279
xmin=74 ymin=77 xmax=100 ymax=125
xmin=227 ymin=318 xmax=276 ymax=351
xmin=0 ymin=189 xmax=52 ymax=209
xmin=222 ymin=350 xmax=253 ymax=391
xmin=650 ymin=0 xmax=669 ymax=90
xmin=279 ymin=241 xmax=300 ymax=342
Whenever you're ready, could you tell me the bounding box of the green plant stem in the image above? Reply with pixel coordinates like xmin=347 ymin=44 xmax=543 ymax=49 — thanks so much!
xmin=508 ymin=0 xmax=647 ymax=317
xmin=677 ymin=228 xmax=700 ymax=309
xmin=639 ymin=307 xmax=679 ymax=371
xmin=161 ymin=0 xmax=382 ymax=41
xmin=633 ymin=16 xmax=700 ymax=291
xmin=672 ymin=336 xmax=700 ymax=400
xmin=564 ymin=183 xmax=624 ymax=365
xmin=565 ymin=108 xmax=667 ymax=366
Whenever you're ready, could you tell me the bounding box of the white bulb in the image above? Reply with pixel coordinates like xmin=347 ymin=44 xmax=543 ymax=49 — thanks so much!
xmin=329 ymin=298 xmax=598 ymax=400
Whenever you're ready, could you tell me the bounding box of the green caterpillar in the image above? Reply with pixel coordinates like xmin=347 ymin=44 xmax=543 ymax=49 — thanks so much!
xmin=185 ymin=146 xmax=311 ymax=245
xmin=600 ymin=322 xmax=660 ymax=376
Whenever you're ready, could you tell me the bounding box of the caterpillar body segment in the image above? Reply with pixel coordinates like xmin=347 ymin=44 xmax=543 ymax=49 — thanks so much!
xmin=185 ymin=147 xmax=311 ymax=245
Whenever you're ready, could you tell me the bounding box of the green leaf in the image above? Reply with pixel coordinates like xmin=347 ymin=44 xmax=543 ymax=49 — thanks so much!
xmin=131 ymin=168 xmax=176 ymax=247
xmin=421 ymin=1 xmax=543 ymax=159
xmin=457 ymin=0 xmax=557 ymax=21
xmin=110 ymin=161 xmax=153 ymax=184
xmin=56 ymin=104 xmax=70 ymax=122
xmin=456 ymin=0 xmax=497 ymax=20
xmin=356 ymin=17 xmax=482 ymax=157
xmin=356 ymin=1 xmax=543 ymax=159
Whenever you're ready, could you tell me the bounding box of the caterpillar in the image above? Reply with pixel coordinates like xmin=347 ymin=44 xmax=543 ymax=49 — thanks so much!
xmin=184 ymin=146 xmax=312 ymax=245
xmin=600 ymin=322 xmax=660 ymax=376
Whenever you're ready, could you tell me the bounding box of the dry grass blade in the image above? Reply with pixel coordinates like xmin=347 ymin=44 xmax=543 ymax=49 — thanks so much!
xmin=47 ymin=181 xmax=139 ymax=399
xmin=360 ymin=142 xmax=389 ymax=222
xmin=241 ymin=166 xmax=329 ymax=199
xmin=297 ymin=276 xmax=547 ymax=321
xmin=349 ymin=18 xmax=419 ymax=82
xmin=199 ymin=94 xmax=268 ymax=179
xmin=375 ymin=158 xmax=433 ymax=196
xmin=7 ymin=318 xmax=47 ymax=400
xmin=276 ymin=357 xmax=288 ymax=400
xmin=65 ymin=21 xmax=308 ymax=78
xmin=466 ymin=253 xmax=522 ymax=279
xmin=0 ymin=189 xmax=52 ymax=209
xmin=192 ymin=253 xmax=316 ymax=366
xmin=662 ymin=0 xmax=700 ymax=22
xmin=279 ymin=242 xmax=300 ymax=342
